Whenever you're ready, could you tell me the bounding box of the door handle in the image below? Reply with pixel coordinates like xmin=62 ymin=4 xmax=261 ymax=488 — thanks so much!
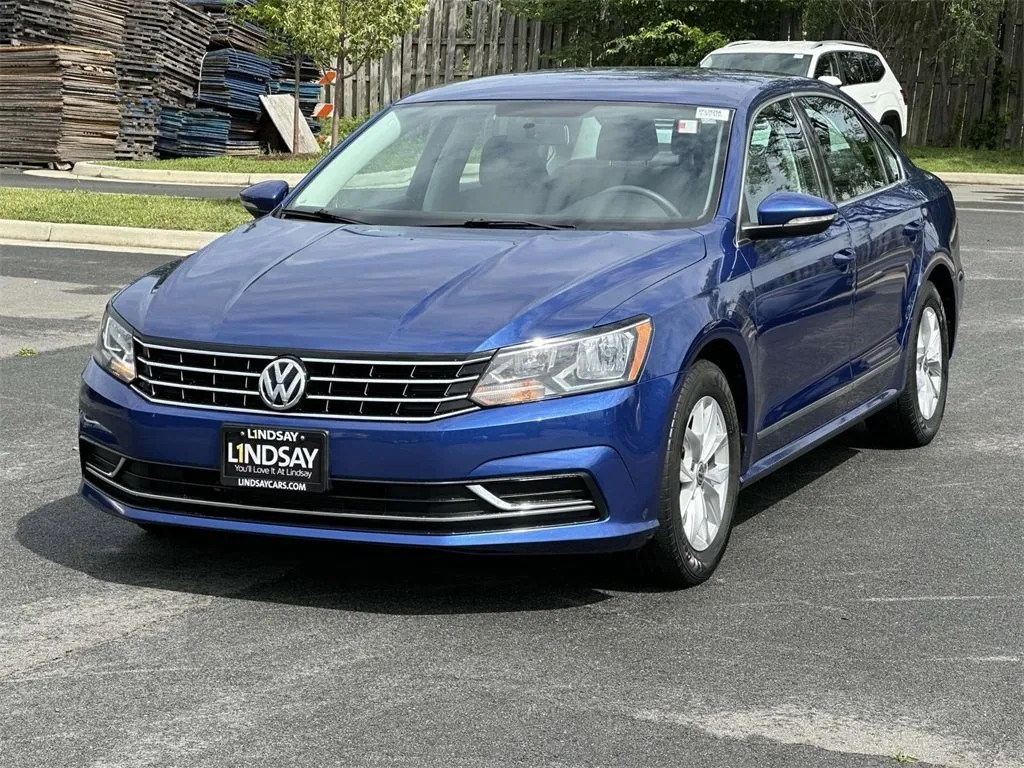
xmin=903 ymin=219 xmax=924 ymax=240
xmin=832 ymin=248 xmax=856 ymax=270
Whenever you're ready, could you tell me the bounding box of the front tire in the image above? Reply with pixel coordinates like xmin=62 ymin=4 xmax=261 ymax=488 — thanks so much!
xmin=641 ymin=360 xmax=741 ymax=587
xmin=867 ymin=282 xmax=949 ymax=446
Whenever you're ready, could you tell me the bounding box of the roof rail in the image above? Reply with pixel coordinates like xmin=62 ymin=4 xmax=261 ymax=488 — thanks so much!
xmin=724 ymin=39 xmax=771 ymax=47
xmin=816 ymin=40 xmax=871 ymax=49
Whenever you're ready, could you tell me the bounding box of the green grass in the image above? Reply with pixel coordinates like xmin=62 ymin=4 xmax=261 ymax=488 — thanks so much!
xmin=906 ymin=146 xmax=1024 ymax=174
xmin=0 ymin=188 xmax=250 ymax=232
xmin=102 ymin=154 xmax=323 ymax=174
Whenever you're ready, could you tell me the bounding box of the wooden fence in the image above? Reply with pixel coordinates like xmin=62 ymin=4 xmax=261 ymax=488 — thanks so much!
xmin=881 ymin=0 xmax=1024 ymax=149
xmin=333 ymin=0 xmax=1024 ymax=149
xmin=332 ymin=0 xmax=568 ymax=119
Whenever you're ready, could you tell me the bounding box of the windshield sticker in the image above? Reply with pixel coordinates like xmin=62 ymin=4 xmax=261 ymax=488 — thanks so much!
xmin=696 ymin=107 xmax=730 ymax=122
xmin=793 ymin=53 xmax=805 ymax=59
xmin=677 ymin=119 xmax=699 ymax=134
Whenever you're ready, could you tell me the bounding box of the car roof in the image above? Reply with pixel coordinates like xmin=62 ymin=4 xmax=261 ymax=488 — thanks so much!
xmin=399 ymin=68 xmax=818 ymax=110
xmin=710 ymin=40 xmax=877 ymax=55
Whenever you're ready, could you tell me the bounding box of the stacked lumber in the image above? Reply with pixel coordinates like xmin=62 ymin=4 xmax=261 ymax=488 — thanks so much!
xmin=174 ymin=107 xmax=229 ymax=156
xmin=158 ymin=0 xmax=212 ymax=108
xmin=196 ymin=48 xmax=272 ymax=155
xmin=114 ymin=0 xmax=165 ymax=158
xmin=155 ymin=106 xmax=184 ymax=156
xmin=183 ymin=0 xmax=265 ymax=54
xmin=67 ymin=0 xmax=127 ymax=51
xmin=0 ymin=1 xmax=72 ymax=45
xmin=0 ymin=45 xmax=120 ymax=163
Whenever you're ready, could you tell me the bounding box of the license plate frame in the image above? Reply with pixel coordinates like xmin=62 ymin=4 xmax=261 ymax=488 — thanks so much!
xmin=221 ymin=425 xmax=329 ymax=493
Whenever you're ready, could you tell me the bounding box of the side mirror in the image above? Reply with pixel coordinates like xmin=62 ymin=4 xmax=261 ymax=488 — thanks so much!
xmin=818 ymin=75 xmax=843 ymax=88
xmin=239 ymin=180 xmax=289 ymax=218
xmin=743 ymin=191 xmax=838 ymax=240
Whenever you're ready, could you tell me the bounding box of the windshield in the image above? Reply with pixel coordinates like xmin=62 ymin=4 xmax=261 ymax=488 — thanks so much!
xmin=701 ymin=52 xmax=811 ymax=76
xmin=288 ymin=100 xmax=733 ymax=230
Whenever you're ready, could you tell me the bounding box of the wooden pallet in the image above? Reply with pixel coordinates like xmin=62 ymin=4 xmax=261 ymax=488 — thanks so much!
xmin=0 ymin=45 xmax=120 ymax=163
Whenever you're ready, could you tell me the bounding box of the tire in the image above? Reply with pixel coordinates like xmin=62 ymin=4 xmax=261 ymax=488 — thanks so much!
xmin=882 ymin=122 xmax=901 ymax=146
xmin=641 ymin=360 xmax=742 ymax=588
xmin=867 ymin=282 xmax=949 ymax=447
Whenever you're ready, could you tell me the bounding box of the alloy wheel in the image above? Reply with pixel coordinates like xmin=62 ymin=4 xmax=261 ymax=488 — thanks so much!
xmin=916 ymin=306 xmax=943 ymax=420
xmin=679 ymin=395 xmax=730 ymax=552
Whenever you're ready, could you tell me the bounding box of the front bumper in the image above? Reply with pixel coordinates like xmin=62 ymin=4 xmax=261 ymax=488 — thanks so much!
xmin=79 ymin=360 xmax=675 ymax=552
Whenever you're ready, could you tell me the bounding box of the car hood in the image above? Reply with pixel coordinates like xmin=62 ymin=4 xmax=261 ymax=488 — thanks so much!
xmin=114 ymin=216 xmax=706 ymax=354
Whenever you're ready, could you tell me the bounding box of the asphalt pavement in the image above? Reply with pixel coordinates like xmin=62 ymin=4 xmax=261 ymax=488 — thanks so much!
xmin=0 ymin=185 xmax=1021 ymax=768
xmin=0 ymin=167 xmax=247 ymax=200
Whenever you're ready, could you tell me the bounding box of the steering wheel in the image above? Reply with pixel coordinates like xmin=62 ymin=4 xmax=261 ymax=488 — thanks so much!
xmin=586 ymin=185 xmax=683 ymax=219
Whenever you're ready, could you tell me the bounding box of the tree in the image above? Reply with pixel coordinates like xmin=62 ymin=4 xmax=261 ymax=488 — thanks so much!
xmin=802 ymin=0 xmax=1003 ymax=72
xmin=602 ymin=20 xmax=727 ymax=67
xmin=241 ymin=0 xmax=339 ymax=154
xmin=508 ymin=0 xmax=803 ymax=67
xmin=329 ymin=0 xmax=426 ymax=147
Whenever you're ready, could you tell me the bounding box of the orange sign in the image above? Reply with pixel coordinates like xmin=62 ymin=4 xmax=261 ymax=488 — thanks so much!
xmin=317 ymin=71 xmax=337 ymax=86
xmin=313 ymin=102 xmax=334 ymax=119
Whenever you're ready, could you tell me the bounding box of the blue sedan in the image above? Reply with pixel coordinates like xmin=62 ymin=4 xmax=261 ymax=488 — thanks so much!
xmin=80 ymin=70 xmax=963 ymax=586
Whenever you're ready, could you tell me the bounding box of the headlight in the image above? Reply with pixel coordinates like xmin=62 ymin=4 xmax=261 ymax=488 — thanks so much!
xmin=471 ymin=318 xmax=653 ymax=407
xmin=93 ymin=310 xmax=136 ymax=383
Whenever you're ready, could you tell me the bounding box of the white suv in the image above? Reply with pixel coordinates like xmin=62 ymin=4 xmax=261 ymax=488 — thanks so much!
xmin=700 ymin=40 xmax=908 ymax=143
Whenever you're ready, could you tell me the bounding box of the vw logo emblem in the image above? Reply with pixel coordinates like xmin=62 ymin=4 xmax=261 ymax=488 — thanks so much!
xmin=258 ymin=357 xmax=307 ymax=411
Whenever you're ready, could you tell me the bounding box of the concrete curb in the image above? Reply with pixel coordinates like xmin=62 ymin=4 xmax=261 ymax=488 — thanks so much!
xmin=0 ymin=219 xmax=220 ymax=250
xmin=933 ymin=171 xmax=1024 ymax=186
xmin=72 ymin=161 xmax=306 ymax=187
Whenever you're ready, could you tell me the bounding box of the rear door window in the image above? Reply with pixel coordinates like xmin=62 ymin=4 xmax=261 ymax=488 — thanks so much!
xmin=861 ymin=53 xmax=886 ymax=82
xmin=838 ymin=52 xmax=867 ymax=85
xmin=798 ymin=96 xmax=889 ymax=202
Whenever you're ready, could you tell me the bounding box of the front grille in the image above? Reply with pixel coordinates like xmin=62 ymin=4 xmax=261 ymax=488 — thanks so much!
xmin=81 ymin=440 xmax=604 ymax=535
xmin=132 ymin=338 xmax=491 ymax=421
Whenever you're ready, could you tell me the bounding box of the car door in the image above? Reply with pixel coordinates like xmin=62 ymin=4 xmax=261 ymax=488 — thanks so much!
xmin=837 ymin=51 xmax=882 ymax=121
xmin=739 ymin=98 xmax=856 ymax=458
xmin=797 ymin=94 xmax=925 ymax=396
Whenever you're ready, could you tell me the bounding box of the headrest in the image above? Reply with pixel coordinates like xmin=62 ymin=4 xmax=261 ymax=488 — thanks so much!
xmin=479 ymin=135 xmax=548 ymax=186
xmin=596 ymin=118 xmax=659 ymax=162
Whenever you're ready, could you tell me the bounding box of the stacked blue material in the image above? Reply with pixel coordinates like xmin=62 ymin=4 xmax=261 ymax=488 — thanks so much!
xmin=155 ymin=107 xmax=186 ymax=157
xmin=196 ymin=49 xmax=273 ymax=154
xmin=174 ymin=108 xmax=231 ymax=157
xmin=197 ymin=49 xmax=274 ymax=115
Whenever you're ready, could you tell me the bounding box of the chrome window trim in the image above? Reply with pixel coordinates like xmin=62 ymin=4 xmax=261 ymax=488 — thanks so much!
xmin=735 ymin=89 xmax=907 ymax=248
xmin=794 ymin=92 xmax=906 ymax=207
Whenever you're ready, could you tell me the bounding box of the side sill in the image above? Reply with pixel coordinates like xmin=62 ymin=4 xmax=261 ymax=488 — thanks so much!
xmin=740 ymin=388 xmax=899 ymax=488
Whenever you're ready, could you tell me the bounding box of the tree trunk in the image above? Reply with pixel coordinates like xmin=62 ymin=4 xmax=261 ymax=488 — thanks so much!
xmin=331 ymin=46 xmax=343 ymax=148
xmin=292 ymin=52 xmax=302 ymax=155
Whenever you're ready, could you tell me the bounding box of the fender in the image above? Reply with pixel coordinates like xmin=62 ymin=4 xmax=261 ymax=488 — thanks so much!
xmin=679 ymin=321 xmax=758 ymax=471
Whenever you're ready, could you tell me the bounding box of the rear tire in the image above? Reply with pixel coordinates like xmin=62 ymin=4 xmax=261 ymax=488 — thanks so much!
xmin=641 ymin=360 xmax=741 ymax=588
xmin=867 ymin=282 xmax=949 ymax=447
xmin=881 ymin=122 xmax=901 ymax=146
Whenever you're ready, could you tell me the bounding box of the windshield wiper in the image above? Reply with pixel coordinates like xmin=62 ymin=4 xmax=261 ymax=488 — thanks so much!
xmin=433 ymin=218 xmax=576 ymax=231
xmin=279 ymin=208 xmax=366 ymax=225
